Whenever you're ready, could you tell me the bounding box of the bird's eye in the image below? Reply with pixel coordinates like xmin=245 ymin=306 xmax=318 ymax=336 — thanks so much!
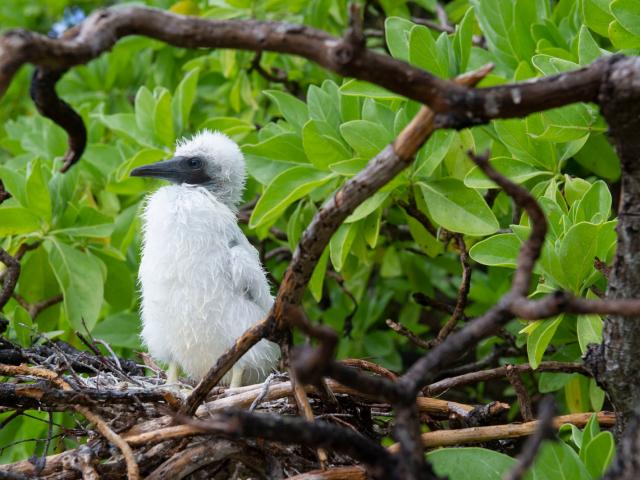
xmin=187 ymin=157 xmax=202 ymax=169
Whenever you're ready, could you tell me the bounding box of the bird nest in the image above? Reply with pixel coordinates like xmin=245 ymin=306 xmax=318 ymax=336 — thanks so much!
xmin=0 ymin=333 xmax=533 ymax=479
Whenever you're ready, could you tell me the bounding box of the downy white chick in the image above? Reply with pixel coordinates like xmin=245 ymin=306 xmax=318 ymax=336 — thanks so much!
xmin=131 ymin=130 xmax=279 ymax=387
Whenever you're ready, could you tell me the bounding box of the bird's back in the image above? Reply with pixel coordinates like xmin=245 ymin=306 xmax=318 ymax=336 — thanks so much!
xmin=138 ymin=185 xmax=278 ymax=382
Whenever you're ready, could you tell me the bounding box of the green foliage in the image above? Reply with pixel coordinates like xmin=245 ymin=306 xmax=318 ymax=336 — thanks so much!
xmin=1 ymin=0 xmax=635 ymax=467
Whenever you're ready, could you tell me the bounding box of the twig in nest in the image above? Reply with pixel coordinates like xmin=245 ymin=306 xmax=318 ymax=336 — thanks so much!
xmin=0 ymin=364 xmax=140 ymax=480
xmin=387 ymin=411 xmax=614 ymax=452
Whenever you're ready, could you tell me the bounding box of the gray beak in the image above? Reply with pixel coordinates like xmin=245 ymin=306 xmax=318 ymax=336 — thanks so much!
xmin=130 ymin=156 xmax=188 ymax=182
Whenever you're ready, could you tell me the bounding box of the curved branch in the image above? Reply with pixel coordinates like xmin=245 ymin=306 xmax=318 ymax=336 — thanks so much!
xmin=0 ymin=248 xmax=20 ymax=310
xmin=0 ymin=5 xmax=619 ymax=166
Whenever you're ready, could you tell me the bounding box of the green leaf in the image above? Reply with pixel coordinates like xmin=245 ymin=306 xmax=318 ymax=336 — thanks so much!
xmin=309 ymin=247 xmax=329 ymax=302
xmin=559 ymin=222 xmax=600 ymax=293
xmin=409 ymin=25 xmax=446 ymax=77
xmin=454 ymin=7 xmax=474 ymax=72
xmin=582 ymin=0 xmax=614 ymax=37
xmin=345 ymin=191 xmax=389 ymax=223
xmin=249 ymin=166 xmax=334 ymax=229
xmin=577 ymin=25 xmax=603 ymax=65
xmin=584 ymin=431 xmax=615 ymax=478
xmin=611 ymin=0 xmax=640 ymax=36
xmin=574 ymin=134 xmax=621 ymax=181
xmin=384 ymin=16 xmax=414 ymax=61
xmin=307 ymin=85 xmax=340 ymax=130
xmin=418 ymin=179 xmax=499 ymax=236
xmin=92 ymin=312 xmax=141 ymax=349
xmin=465 ymin=157 xmax=550 ymax=189
xmin=339 ymin=79 xmax=403 ymax=100
xmin=469 ymin=233 xmax=521 ymax=268
xmin=199 ymin=117 xmax=255 ymax=140
xmin=339 ymin=120 xmax=392 ymax=159
xmin=526 ymin=315 xmax=564 ymax=369
xmin=590 ymin=378 xmax=606 ymax=411
xmin=573 ymin=180 xmax=611 ymax=224
xmin=529 ymin=440 xmax=593 ymax=480
xmin=51 ymin=224 xmax=115 ymax=239
xmin=264 ymin=90 xmax=308 ymax=131
xmin=153 ymin=88 xmax=174 ymax=148
xmin=302 ymin=121 xmax=351 ymax=170
xmin=363 ymin=207 xmax=382 ymax=248
xmin=428 ymin=447 xmax=516 ymax=480
xmin=534 ymin=104 xmax=602 ymax=143
xmin=172 ymin=67 xmax=200 ymax=135
xmin=44 ymin=239 xmax=104 ymax=332
xmin=25 ymin=159 xmax=52 ymax=222
xmin=577 ymin=314 xmax=603 ymax=354
xmin=330 ymin=222 xmax=357 ymax=272
xmin=413 ymin=130 xmax=456 ymax=178
xmin=470 ymin=0 xmax=535 ymax=70
xmin=494 ymin=120 xmax=555 ymax=171
xmin=609 ymin=19 xmax=640 ymax=49
xmin=244 ymin=133 xmax=306 ymax=163
xmin=0 ymin=207 xmax=42 ymax=236
xmin=134 ymin=86 xmax=155 ymax=135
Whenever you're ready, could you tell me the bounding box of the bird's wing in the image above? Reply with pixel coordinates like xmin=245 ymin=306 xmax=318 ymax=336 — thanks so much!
xmin=227 ymin=237 xmax=273 ymax=312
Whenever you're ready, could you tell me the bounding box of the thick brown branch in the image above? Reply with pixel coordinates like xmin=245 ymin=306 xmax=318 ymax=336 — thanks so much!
xmin=0 ymin=248 xmax=20 ymax=311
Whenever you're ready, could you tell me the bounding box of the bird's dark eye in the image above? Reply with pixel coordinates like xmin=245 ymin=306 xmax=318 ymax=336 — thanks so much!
xmin=187 ymin=157 xmax=202 ymax=169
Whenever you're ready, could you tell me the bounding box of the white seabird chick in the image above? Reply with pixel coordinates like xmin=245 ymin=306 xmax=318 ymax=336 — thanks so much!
xmin=131 ymin=130 xmax=279 ymax=387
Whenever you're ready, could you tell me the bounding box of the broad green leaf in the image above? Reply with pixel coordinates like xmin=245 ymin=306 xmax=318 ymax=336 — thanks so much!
xmin=363 ymin=207 xmax=382 ymax=248
xmin=307 ymin=85 xmax=340 ymax=130
xmin=413 ymin=130 xmax=455 ymax=178
xmin=494 ymin=120 xmax=554 ymax=171
xmin=573 ymin=180 xmax=611 ymax=224
xmin=582 ymin=0 xmax=615 ymax=37
xmin=566 ymin=375 xmax=591 ymax=413
xmin=590 ymin=379 xmax=606 ymax=411
xmin=470 ymin=0 xmax=536 ymax=70
xmin=172 ymin=67 xmax=200 ymax=135
xmin=577 ymin=314 xmax=603 ymax=353
xmin=559 ymin=222 xmax=600 ymax=293
xmin=97 ymin=113 xmax=153 ymax=147
xmin=340 ymin=120 xmax=392 ymax=159
xmin=530 ymin=440 xmax=592 ymax=480
xmin=302 ymin=121 xmax=351 ymax=170
xmin=92 ymin=312 xmax=141 ymax=349
xmin=453 ymin=7 xmax=474 ymax=72
xmin=409 ymin=25 xmax=446 ymax=77
xmin=339 ymin=80 xmax=403 ymax=100
xmin=345 ymin=191 xmax=389 ymax=223
xmin=574 ymin=134 xmax=621 ymax=181
xmin=418 ymin=179 xmax=499 ymax=236
xmin=584 ymin=431 xmax=615 ymax=478
xmin=0 ymin=207 xmax=42 ymax=236
xmin=264 ymin=90 xmax=308 ymax=131
xmin=406 ymin=214 xmax=443 ymax=257
xmin=565 ymin=176 xmax=592 ymax=207
xmin=469 ymin=233 xmax=521 ymax=268
xmin=199 ymin=117 xmax=255 ymax=139
xmin=611 ymin=0 xmax=640 ymax=36
xmin=428 ymin=447 xmax=516 ymax=480
xmin=465 ymin=157 xmax=550 ymax=189
xmin=384 ymin=16 xmax=414 ymax=61
xmin=609 ymin=19 xmax=640 ymax=49
xmin=534 ymin=104 xmax=602 ymax=142
xmin=44 ymin=239 xmax=104 ymax=332
xmin=330 ymin=222 xmax=357 ymax=272
xmin=526 ymin=315 xmax=564 ymax=369
xmin=51 ymin=224 xmax=114 ymax=239
xmin=153 ymin=88 xmax=174 ymax=148
xmin=249 ymin=166 xmax=334 ymax=229
xmin=244 ymin=133 xmax=306 ymax=163
xmin=577 ymin=25 xmax=603 ymax=65
xmin=134 ymin=86 xmax=155 ymax=135
xmin=25 ymin=159 xmax=52 ymax=222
